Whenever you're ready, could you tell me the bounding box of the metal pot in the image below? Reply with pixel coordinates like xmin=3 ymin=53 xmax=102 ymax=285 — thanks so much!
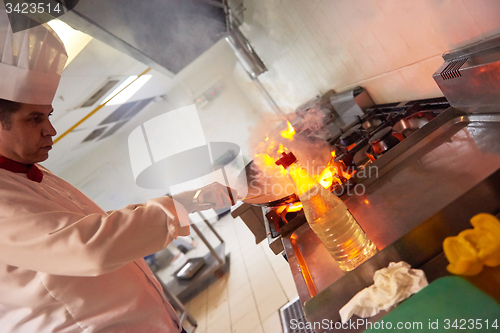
xmin=393 ymin=117 xmax=429 ymax=138
xmin=362 ymin=117 xmax=382 ymax=132
xmin=368 ymin=127 xmax=402 ymax=156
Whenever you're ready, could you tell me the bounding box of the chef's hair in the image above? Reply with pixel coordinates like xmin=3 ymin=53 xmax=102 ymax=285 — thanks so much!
xmin=0 ymin=98 xmax=22 ymax=130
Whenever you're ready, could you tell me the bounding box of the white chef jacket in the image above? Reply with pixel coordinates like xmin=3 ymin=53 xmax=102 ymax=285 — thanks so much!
xmin=0 ymin=165 xmax=190 ymax=332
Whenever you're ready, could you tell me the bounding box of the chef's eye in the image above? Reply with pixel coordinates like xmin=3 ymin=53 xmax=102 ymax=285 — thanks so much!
xmin=29 ymin=116 xmax=43 ymax=123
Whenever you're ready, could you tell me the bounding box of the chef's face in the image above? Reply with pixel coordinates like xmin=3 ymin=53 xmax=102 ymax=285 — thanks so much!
xmin=0 ymin=103 xmax=56 ymax=164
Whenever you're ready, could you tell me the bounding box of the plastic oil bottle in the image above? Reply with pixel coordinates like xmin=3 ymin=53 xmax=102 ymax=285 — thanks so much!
xmin=276 ymin=152 xmax=378 ymax=272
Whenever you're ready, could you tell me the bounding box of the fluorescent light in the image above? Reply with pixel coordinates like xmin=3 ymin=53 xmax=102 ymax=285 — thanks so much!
xmin=103 ymin=75 xmax=152 ymax=106
xmin=47 ymin=19 xmax=93 ymax=68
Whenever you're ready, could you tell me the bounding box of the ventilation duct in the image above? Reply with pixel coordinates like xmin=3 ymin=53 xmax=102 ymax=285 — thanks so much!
xmin=225 ymin=26 xmax=267 ymax=79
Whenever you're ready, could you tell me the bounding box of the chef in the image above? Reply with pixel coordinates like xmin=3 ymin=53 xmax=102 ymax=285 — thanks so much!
xmin=0 ymin=10 xmax=235 ymax=333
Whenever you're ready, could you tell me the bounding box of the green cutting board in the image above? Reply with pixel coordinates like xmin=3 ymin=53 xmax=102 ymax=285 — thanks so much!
xmin=364 ymin=276 xmax=500 ymax=332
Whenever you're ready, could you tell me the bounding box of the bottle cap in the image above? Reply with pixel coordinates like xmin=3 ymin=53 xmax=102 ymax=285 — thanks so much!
xmin=275 ymin=152 xmax=297 ymax=168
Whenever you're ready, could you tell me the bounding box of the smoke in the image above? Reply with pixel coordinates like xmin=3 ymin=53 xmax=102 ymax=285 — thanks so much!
xmin=248 ymin=108 xmax=332 ymax=178
xmin=301 ymin=108 xmax=327 ymax=133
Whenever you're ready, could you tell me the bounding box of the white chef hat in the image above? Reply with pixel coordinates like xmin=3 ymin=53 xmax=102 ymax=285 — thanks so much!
xmin=0 ymin=9 xmax=68 ymax=105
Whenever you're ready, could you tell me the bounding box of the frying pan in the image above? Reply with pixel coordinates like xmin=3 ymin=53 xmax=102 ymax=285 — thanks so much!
xmin=235 ymin=161 xmax=298 ymax=207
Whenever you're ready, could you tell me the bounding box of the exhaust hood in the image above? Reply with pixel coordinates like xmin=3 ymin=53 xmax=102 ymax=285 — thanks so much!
xmin=433 ymin=34 xmax=500 ymax=110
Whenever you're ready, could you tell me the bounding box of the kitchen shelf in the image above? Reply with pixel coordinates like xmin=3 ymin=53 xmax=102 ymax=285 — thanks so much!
xmin=165 ymin=211 xmax=230 ymax=303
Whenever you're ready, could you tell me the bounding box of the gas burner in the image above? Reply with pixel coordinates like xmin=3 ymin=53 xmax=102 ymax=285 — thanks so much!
xmin=361 ymin=116 xmax=383 ymax=133
xmin=339 ymin=124 xmax=365 ymax=150
xmin=366 ymin=127 xmax=403 ymax=161
xmin=265 ymin=201 xmax=305 ymax=238
xmin=330 ymin=97 xmax=450 ymax=173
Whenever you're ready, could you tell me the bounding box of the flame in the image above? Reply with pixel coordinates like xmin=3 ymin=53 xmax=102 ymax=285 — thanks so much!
xmin=318 ymin=168 xmax=334 ymax=188
xmin=317 ymin=166 xmax=344 ymax=189
xmin=316 ymin=152 xmax=346 ymax=189
xmin=254 ymin=124 xmax=356 ymax=197
xmin=255 ymin=153 xmax=275 ymax=167
xmin=276 ymin=201 xmax=304 ymax=215
xmin=276 ymin=205 xmax=287 ymax=214
xmin=343 ymin=171 xmax=353 ymax=180
xmin=281 ymin=121 xmax=295 ymax=139
xmin=347 ymin=143 xmax=357 ymax=151
xmin=288 ymin=202 xmax=303 ymax=212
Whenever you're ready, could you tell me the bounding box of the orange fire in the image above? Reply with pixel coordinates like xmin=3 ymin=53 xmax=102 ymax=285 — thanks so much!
xmin=287 ymin=201 xmax=303 ymax=212
xmin=277 ymin=143 xmax=285 ymax=154
xmin=317 ymin=166 xmax=344 ymax=189
xmin=254 ymin=153 xmax=275 ymax=167
xmin=317 ymin=151 xmax=345 ymax=189
xmin=254 ymin=122 xmax=296 ymax=174
xmin=276 ymin=202 xmax=304 ymax=215
xmin=255 ymin=121 xmax=354 ymax=195
xmin=281 ymin=121 xmax=295 ymax=139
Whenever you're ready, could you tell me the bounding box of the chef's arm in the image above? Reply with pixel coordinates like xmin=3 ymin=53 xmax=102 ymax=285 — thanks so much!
xmin=166 ymin=182 xmax=238 ymax=214
xmin=0 ymin=195 xmax=188 ymax=277
xmin=0 ymin=184 xmax=237 ymax=277
xmin=116 ymin=183 xmax=237 ymax=214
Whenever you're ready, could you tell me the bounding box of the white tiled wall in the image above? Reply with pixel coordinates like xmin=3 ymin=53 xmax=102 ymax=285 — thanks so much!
xmin=240 ymin=0 xmax=500 ymax=108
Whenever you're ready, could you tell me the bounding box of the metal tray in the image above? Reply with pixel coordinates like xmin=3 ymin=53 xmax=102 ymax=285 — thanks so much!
xmin=174 ymin=258 xmax=206 ymax=280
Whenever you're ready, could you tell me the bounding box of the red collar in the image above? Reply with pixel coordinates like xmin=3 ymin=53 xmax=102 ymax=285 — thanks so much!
xmin=0 ymin=156 xmax=43 ymax=183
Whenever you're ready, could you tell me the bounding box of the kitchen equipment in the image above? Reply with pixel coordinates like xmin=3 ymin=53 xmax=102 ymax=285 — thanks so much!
xmin=239 ymin=193 xmax=269 ymax=200
xmin=361 ymin=117 xmax=382 ymax=132
xmin=226 ymin=25 xmax=267 ymax=79
xmin=330 ymin=86 xmax=375 ymax=128
xmin=393 ymin=116 xmax=429 ymax=138
xmin=365 ymin=276 xmax=500 ymax=332
xmin=174 ymin=258 xmax=205 ymax=280
xmin=284 ymin=168 xmax=500 ymax=331
xmin=368 ymin=127 xmax=402 ymax=156
xmin=276 ymin=151 xmax=377 ymax=272
xmin=234 ymin=97 xmax=451 ymax=255
xmin=339 ymin=124 xmax=364 ymax=148
xmin=433 ymin=34 xmax=500 ymax=109
xmin=246 ymin=34 xmax=500 ymax=333
xmin=165 ymin=210 xmax=229 ymax=303
xmin=237 ymin=161 xmax=298 ymax=207
xmin=330 ymin=97 xmax=448 ymax=169
xmin=242 ymin=192 xmax=299 ymax=207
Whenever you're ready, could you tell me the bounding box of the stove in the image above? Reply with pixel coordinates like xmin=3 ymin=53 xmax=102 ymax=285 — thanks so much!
xmin=261 ymin=96 xmax=451 ymax=249
xmin=330 ymin=97 xmax=450 ymax=170
xmin=233 ymin=34 xmax=500 ymax=333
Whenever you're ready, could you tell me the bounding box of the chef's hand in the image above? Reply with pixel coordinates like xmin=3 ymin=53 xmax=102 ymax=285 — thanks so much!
xmin=173 ymin=182 xmax=238 ymax=213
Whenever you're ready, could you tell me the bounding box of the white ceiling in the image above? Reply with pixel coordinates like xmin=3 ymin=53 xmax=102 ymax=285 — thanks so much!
xmin=43 ymin=36 xmax=176 ymax=175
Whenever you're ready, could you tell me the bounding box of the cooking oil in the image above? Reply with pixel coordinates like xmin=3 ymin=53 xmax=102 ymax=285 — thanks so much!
xmin=276 ymin=151 xmax=378 ymax=272
xmin=303 ymin=189 xmax=378 ymax=271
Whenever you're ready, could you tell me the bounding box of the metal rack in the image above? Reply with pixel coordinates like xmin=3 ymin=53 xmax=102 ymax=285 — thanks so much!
xmin=161 ymin=210 xmax=230 ymax=330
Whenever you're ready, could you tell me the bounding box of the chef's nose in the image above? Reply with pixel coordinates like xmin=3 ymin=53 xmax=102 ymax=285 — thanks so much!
xmin=42 ymin=119 xmax=57 ymax=137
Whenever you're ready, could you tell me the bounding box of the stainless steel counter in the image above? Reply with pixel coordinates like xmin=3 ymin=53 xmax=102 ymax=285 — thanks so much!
xmin=282 ymin=108 xmax=500 ymax=332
